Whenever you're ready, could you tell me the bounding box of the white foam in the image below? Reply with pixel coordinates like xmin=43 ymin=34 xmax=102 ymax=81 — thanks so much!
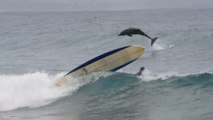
xmin=0 ymin=72 xmax=65 ymax=111
xmin=152 ymin=43 xmax=164 ymax=51
xmin=169 ymin=44 xmax=175 ymax=48
xmin=138 ymin=70 xmax=179 ymax=82
xmin=65 ymin=71 xmax=113 ymax=86
xmin=0 ymin=71 xmax=112 ymax=112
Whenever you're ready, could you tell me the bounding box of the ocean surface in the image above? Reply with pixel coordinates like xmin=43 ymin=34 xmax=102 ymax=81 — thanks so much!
xmin=0 ymin=9 xmax=213 ymax=120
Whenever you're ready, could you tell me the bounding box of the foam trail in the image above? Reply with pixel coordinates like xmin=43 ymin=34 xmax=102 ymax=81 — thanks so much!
xmin=138 ymin=70 xmax=179 ymax=82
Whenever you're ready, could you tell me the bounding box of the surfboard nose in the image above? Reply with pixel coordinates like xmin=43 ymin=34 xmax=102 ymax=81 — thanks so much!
xmin=132 ymin=45 xmax=145 ymax=51
xmin=131 ymin=45 xmax=145 ymax=57
xmin=132 ymin=45 xmax=145 ymax=48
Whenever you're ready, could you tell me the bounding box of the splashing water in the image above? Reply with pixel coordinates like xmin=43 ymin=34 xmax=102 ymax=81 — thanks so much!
xmin=0 ymin=71 xmax=113 ymax=111
xmin=137 ymin=70 xmax=180 ymax=82
xmin=0 ymin=72 xmax=64 ymax=111
xmin=152 ymin=43 xmax=164 ymax=51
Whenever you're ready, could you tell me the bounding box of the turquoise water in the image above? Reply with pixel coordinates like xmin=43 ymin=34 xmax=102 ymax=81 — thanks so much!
xmin=0 ymin=9 xmax=213 ymax=120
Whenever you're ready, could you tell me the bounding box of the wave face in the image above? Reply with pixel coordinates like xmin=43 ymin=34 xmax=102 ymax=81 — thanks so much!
xmin=71 ymin=72 xmax=213 ymax=120
xmin=1 ymin=72 xmax=213 ymax=120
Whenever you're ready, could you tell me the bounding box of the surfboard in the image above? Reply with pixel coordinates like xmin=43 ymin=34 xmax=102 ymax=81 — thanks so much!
xmin=55 ymin=45 xmax=145 ymax=86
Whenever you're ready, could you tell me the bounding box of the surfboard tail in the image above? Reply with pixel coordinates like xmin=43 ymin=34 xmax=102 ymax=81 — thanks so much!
xmin=151 ymin=37 xmax=158 ymax=46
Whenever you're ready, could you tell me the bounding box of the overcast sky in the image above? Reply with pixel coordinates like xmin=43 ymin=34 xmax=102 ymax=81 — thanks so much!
xmin=0 ymin=0 xmax=213 ymax=12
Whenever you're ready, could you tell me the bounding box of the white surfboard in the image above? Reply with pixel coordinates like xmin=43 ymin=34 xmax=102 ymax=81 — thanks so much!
xmin=56 ymin=45 xmax=145 ymax=86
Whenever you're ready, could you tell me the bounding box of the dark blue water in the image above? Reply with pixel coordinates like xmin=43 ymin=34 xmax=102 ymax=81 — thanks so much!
xmin=0 ymin=9 xmax=213 ymax=120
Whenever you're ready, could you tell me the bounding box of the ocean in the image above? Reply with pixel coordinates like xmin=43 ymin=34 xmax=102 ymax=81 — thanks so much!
xmin=0 ymin=9 xmax=213 ymax=120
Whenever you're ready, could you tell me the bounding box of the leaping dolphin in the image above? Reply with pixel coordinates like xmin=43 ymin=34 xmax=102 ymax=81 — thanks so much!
xmin=118 ymin=28 xmax=158 ymax=46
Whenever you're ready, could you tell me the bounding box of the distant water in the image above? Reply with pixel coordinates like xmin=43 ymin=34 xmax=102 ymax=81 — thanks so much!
xmin=0 ymin=9 xmax=213 ymax=120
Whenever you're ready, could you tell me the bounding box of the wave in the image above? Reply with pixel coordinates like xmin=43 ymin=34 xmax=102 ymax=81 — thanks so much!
xmin=0 ymin=72 xmax=80 ymax=111
xmin=169 ymin=72 xmax=213 ymax=89
xmin=0 ymin=71 xmax=112 ymax=112
xmin=1 ymin=71 xmax=212 ymax=112
xmin=74 ymin=72 xmax=213 ymax=98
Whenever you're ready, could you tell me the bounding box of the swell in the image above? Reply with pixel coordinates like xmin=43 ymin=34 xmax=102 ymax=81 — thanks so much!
xmin=52 ymin=72 xmax=213 ymax=120
xmin=63 ymin=72 xmax=213 ymax=100
xmin=1 ymin=72 xmax=212 ymax=112
xmin=169 ymin=72 xmax=213 ymax=89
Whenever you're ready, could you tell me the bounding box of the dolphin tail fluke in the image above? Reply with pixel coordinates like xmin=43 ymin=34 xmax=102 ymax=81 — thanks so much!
xmin=151 ymin=37 xmax=158 ymax=46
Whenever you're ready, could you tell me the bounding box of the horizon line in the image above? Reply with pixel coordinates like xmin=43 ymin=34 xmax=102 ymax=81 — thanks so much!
xmin=0 ymin=7 xmax=213 ymax=13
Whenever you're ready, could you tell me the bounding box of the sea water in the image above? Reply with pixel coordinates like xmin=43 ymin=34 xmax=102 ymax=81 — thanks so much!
xmin=0 ymin=9 xmax=213 ymax=120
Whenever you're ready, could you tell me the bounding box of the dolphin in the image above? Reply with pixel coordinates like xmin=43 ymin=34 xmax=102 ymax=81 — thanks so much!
xmin=118 ymin=28 xmax=158 ymax=46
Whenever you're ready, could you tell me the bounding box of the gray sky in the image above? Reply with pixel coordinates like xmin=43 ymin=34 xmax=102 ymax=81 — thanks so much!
xmin=0 ymin=0 xmax=213 ymax=12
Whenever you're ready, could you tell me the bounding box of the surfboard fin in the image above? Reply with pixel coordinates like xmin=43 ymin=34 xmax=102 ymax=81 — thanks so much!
xmin=151 ymin=37 xmax=158 ymax=46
